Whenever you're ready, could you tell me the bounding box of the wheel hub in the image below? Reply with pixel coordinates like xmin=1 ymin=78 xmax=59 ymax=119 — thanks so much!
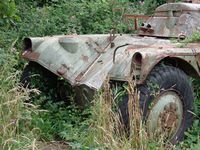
xmin=147 ymin=91 xmax=183 ymax=139
xmin=160 ymin=102 xmax=179 ymax=132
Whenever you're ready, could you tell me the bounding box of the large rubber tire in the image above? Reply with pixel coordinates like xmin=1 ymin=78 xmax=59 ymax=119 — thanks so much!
xmin=119 ymin=65 xmax=194 ymax=144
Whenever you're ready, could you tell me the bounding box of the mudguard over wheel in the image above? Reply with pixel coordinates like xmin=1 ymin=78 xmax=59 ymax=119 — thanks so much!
xmin=119 ymin=65 xmax=194 ymax=144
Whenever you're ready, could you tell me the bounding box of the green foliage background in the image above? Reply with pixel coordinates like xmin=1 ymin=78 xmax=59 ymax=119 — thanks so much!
xmin=0 ymin=0 xmax=200 ymax=149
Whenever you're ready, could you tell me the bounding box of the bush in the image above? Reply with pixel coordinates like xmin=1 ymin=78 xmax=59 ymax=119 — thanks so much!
xmin=0 ymin=0 xmax=20 ymax=27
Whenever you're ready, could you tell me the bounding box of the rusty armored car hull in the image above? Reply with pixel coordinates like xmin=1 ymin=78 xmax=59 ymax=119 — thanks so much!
xmin=21 ymin=2 xmax=200 ymax=144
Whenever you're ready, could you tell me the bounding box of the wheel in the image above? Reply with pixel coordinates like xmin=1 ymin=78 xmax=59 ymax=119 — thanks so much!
xmin=20 ymin=62 xmax=72 ymax=104
xmin=119 ymin=65 xmax=194 ymax=144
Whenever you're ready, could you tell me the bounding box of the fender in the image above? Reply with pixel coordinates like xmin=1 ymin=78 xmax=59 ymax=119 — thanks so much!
xmin=134 ymin=48 xmax=200 ymax=84
xmin=22 ymin=34 xmax=116 ymax=90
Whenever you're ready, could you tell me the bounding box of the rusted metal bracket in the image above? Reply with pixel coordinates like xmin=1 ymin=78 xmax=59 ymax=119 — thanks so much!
xmin=123 ymin=14 xmax=149 ymax=30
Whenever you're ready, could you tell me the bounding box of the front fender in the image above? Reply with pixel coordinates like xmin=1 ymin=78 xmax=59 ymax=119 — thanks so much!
xmin=137 ymin=48 xmax=200 ymax=84
xmin=22 ymin=35 xmax=107 ymax=87
xmin=22 ymin=34 xmax=116 ymax=90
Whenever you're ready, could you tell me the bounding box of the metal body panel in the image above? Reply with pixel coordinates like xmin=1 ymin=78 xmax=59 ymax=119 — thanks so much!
xmin=22 ymin=34 xmax=200 ymax=89
xmin=23 ymin=35 xmax=111 ymax=86
xmin=22 ymin=2 xmax=200 ymax=90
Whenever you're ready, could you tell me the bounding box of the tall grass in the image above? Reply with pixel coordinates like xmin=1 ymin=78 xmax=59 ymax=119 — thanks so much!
xmin=77 ymin=80 xmax=167 ymax=150
xmin=0 ymin=42 xmax=40 ymax=149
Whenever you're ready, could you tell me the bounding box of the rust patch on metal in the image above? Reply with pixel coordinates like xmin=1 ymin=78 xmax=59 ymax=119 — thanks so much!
xmin=82 ymin=55 xmax=89 ymax=62
xmin=57 ymin=64 xmax=69 ymax=76
xmin=75 ymin=72 xmax=84 ymax=82
xmin=22 ymin=50 xmax=39 ymax=61
xmin=159 ymin=102 xmax=179 ymax=132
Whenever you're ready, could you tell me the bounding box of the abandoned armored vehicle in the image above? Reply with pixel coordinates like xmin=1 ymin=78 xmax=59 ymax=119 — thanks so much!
xmin=21 ymin=2 xmax=200 ymax=144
